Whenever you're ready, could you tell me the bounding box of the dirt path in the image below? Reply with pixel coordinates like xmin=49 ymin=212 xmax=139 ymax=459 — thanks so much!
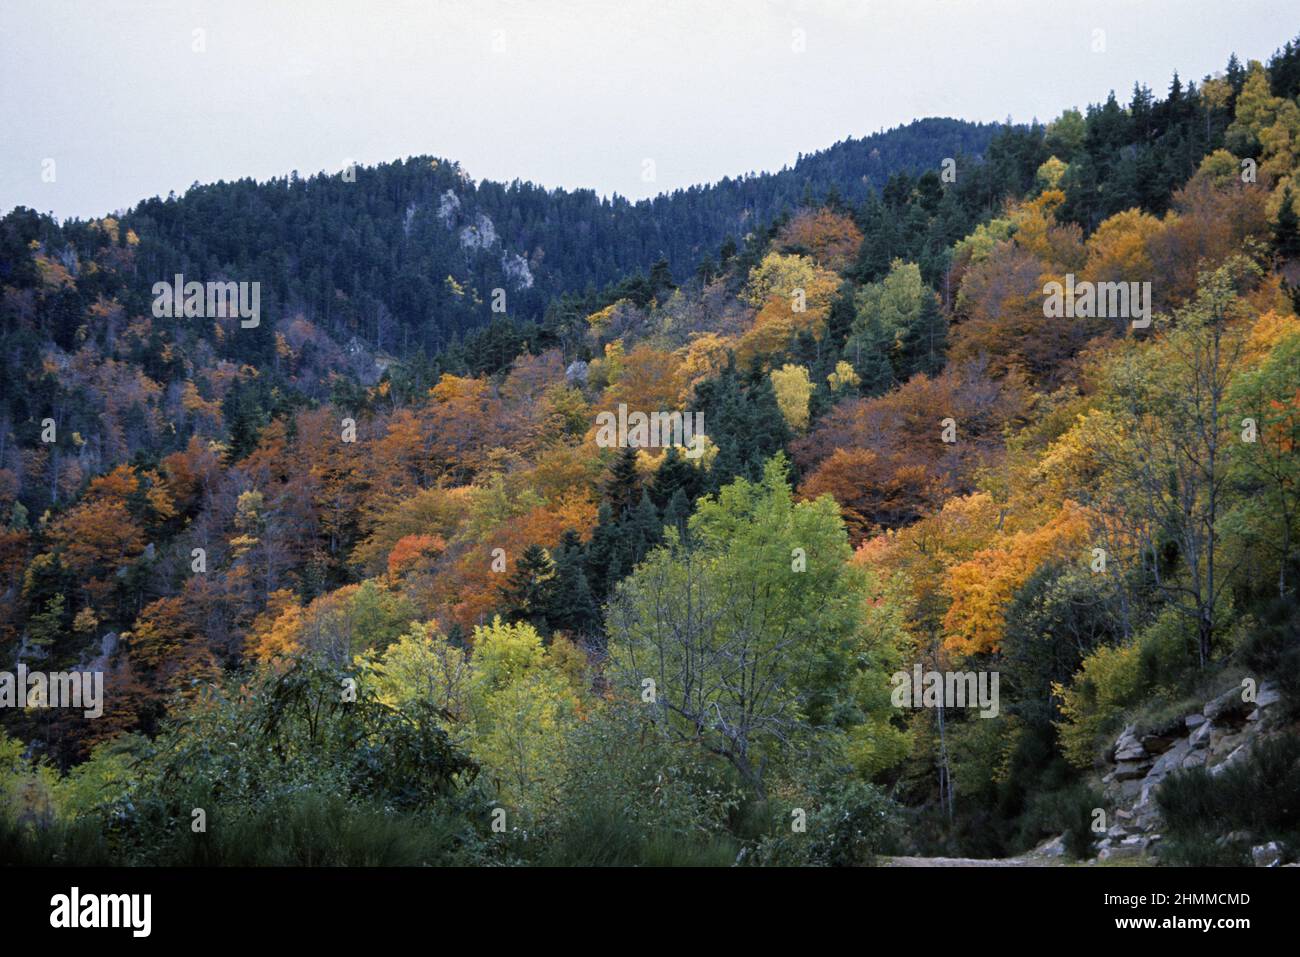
xmin=881 ymin=855 xmax=1060 ymax=867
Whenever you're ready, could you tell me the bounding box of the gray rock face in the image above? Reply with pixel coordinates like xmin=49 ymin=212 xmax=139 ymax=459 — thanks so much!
xmin=1140 ymin=733 xmax=1177 ymax=755
xmin=1139 ymin=739 xmax=1192 ymax=805
xmin=1210 ymin=731 xmax=1246 ymax=759
xmin=1149 ymin=738 xmax=1191 ymax=778
xmin=1204 ymin=687 xmax=1251 ymax=722
xmin=1036 ymin=835 xmax=1067 ymax=858
xmin=1255 ymin=682 xmax=1281 ymax=710
xmin=1114 ymin=760 xmax=1149 ymax=781
xmin=1181 ymin=750 xmax=1208 ymax=770
xmin=1096 ymin=680 xmax=1287 ymax=864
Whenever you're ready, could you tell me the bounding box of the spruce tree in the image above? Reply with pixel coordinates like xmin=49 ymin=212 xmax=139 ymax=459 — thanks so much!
xmin=650 ymin=446 xmax=702 ymax=510
xmin=551 ymin=530 xmax=601 ymax=642
xmin=1272 ymin=187 xmax=1300 ymax=259
xmin=603 ymin=446 xmax=641 ymax=518
xmin=897 ymin=290 xmax=948 ymax=379
xmin=498 ymin=544 xmax=557 ymax=635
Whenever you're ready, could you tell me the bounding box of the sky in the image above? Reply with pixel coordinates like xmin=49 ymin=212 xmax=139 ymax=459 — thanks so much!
xmin=1 ymin=0 xmax=1296 ymax=220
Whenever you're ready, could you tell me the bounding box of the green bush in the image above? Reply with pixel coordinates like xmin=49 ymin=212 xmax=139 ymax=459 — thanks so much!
xmin=159 ymin=792 xmax=473 ymax=866
xmin=0 ymin=812 xmax=116 ymax=866
xmin=754 ymin=778 xmax=897 ymax=867
xmin=1014 ymin=781 xmax=1104 ymax=860
xmin=1239 ymin=584 xmax=1300 ymax=720
xmin=536 ymin=802 xmax=738 ymax=866
xmin=1157 ymin=734 xmax=1300 ymax=866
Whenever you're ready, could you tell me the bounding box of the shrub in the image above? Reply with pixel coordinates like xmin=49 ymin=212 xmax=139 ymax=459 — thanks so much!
xmin=537 ymin=803 xmax=738 ymax=866
xmin=1239 ymin=583 xmax=1300 ymax=720
xmin=1054 ymin=641 xmax=1144 ymax=769
xmin=754 ymin=777 xmax=897 ymax=867
xmin=1157 ymin=734 xmax=1300 ymax=866
xmin=1014 ymin=781 xmax=1105 ymax=860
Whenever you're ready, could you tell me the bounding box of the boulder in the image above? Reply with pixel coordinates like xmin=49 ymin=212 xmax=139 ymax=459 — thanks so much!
xmin=1204 ymin=687 xmax=1251 ymax=723
xmin=1255 ymin=682 xmax=1281 ymax=710
xmin=1139 ymin=733 xmax=1177 ymax=755
xmin=1114 ymin=760 xmax=1149 ymax=781
xmin=1115 ymin=744 xmax=1148 ymax=762
xmin=1035 ymin=835 xmax=1067 ymax=858
xmin=1211 ymin=743 xmax=1250 ymax=774
xmin=1185 ymin=713 xmax=1207 ymax=730
xmin=1110 ymin=725 xmax=1139 ymax=760
xmin=1252 ymin=842 xmax=1283 ymax=867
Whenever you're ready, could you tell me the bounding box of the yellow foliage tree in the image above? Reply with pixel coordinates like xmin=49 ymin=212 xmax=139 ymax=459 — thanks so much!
xmin=942 ymin=503 xmax=1091 ymax=656
xmin=770 ymin=364 xmax=813 ymax=431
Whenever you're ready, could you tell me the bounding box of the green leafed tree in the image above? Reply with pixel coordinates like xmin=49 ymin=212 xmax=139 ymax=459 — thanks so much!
xmin=605 ymin=456 xmax=906 ymax=798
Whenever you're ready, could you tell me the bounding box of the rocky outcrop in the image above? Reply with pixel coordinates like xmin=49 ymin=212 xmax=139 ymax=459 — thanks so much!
xmin=1094 ymin=680 xmax=1286 ymax=863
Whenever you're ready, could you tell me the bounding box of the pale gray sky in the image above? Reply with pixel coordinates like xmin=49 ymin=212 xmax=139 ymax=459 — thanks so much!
xmin=1 ymin=0 xmax=1295 ymax=220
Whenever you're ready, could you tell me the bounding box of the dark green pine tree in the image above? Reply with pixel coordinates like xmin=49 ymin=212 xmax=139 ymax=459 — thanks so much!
xmin=650 ymin=446 xmax=703 ymax=511
xmin=741 ymin=368 xmax=791 ymax=480
xmin=843 ymin=308 xmax=895 ymax=396
xmin=792 ymin=328 xmax=819 ymax=367
xmin=648 ymin=257 xmax=675 ymax=296
xmin=897 ymin=290 xmax=948 ymax=379
xmin=628 ymin=490 xmax=665 ymax=564
xmin=663 ymin=487 xmax=692 ymax=541
xmin=851 ymin=197 xmax=897 ymax=284
xmin=806 ymin=374 xmax=834 ymax=426
xmin=550 ymin=530 xmax=602 ymax=642
xmin=825 ymin=282 xmax=857 ymax=353
xmin=1272 ymin=187 xmax=1300 ymax=260
xmin=498 ymin=543 xmax=557 ymax=636
xmin=603 ymin=446 xmax=641 ymax=518
xmin=585 ymin=501 xmax=621 ymax=599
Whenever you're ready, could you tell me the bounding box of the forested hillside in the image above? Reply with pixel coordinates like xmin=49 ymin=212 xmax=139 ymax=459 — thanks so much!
xmin=18 ymin=118 xmax=999 ymax=361
xmin=2 ymin=37 xmax=1300 ymax=867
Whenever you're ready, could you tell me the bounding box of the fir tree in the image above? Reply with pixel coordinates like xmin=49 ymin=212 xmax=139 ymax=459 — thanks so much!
xmin=498 ymin=544 xmax=557 ymax=635
xmin=1272 ymin=187 xmax=1300 ymax=260
xmin=550 ymin=530 xmax=602 ymax=642
xmin=897 ymin=290 xmax=948 ymax=379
